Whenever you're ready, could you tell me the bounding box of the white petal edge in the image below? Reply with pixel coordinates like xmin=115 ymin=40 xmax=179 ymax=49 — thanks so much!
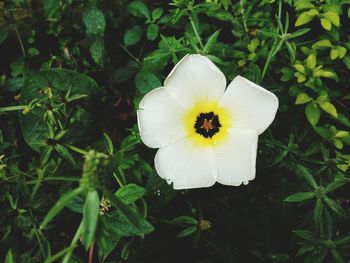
xmin=219 ymin=75 xmax=279 ymax=135
xmin=137 ymin=87 xmax=188 ymax=148
xmin=213 ymin=128 xmax=258 ymax=186
xmin=164 ymin=54 xmax=226 ymax=108
xmin=154 ymin=137 xmax=217 ymax=190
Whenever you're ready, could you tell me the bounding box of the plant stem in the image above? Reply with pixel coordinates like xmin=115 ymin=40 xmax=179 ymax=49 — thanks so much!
xmin=189 ymin=16 xmax=204 ymax=50
xmin=15 ymin=26 xmax=26 ymax=58
xmin=88 ymin=241 xmax=95 ymax=263
xmin=62 ymin=222 xmax=83 ymax=263
xmin=119 ymin=43 xmax=142 ymax=66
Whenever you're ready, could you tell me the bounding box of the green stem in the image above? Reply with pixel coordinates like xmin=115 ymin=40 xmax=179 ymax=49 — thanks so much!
xmin=15 ymin=26 xmax=26 ymax=58
xmin=62 ymin=222 xmax=83 ymax=263
xmin=189 ymin=16 xmax=204 ymax=50
xmin=119 ymin=43 xmax=142 ymax=66
xmin=260 ymin=40 xmax=277 ymax=83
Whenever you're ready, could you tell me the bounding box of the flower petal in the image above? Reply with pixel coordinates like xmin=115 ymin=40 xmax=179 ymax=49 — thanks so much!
xmin=213 ymin=128 xmax=258 ymax=186
xmin=219 ymin=75 xmax=279 ymax=134
xmin=154 ymin=137 xmax=217 ymax=189
xmin=137 ymin=87 xmax=187 ymax=148
xmin=164 ymin=54 xmax=226 ymax=108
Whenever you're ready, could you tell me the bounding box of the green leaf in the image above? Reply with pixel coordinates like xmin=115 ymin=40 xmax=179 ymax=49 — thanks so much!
xmin=152 ymin=7 xmax=163 ymax=21
xmin=146 ymin=24 xmax=159 ymax=41
xmin=295 ymin=93 xmax=312 ymax=105
xmin=312 ymin=39 xmax=333 ymax=49
xmin=90 ymin=37 xmax=104 ymax=66
xmin=324 ymin=196 xmax=346 ymax=218
xmin=306 ymin=53 xmax=317 ymax=69
xmin=124 ymin=26 xmax=143 ymax=46
xmin=5 ymin=249 xmax=14 ymax=263
xmin=330 ymin=249 xmax=345 ymax=263
xmin=116 ymin=184 xmax=146 ymax=204
xmin=82 ymin=190 xmax=100 ymax=249
xmin=314 ymin=198 xmax=323 ymax=226
xmin=294 ymin=230 xmax=321 ymax=242
xmin=295 ymin=11 xmax=316 ymax=26
xmin=284 ymin=192 xmax=315 ymax=202
xmin=128 ymin=1 xmax=150 ymax=18
xmin=83 ymin=6 xmax=106 ymax=35
xmin=325 ymin=175 xmax=350 ymax=193
xmin=40 ymin=187 xmax=84 ymax=229
xmin=319 ymin=101 xmax=337 ymax=118
xmin=290 ymin=28 xmax=311 ymax=39
xmin=103 ymin=133 xmax=114 ymax=155
xmin=334 ymin=234 xmax=350 ymax=246
xmin=135 ymin=71 xmax=161 ymax=94
xmin=323 ymin=12 xmax=340 ymax=27
xmin=338 ymin=46 xmax=347 ymax=59
xmin=0 ymin=25 xmax=8 ymax=45
xmin=103 ymin=210 xmax=154 ymax=236
xmin=203 ymin=30 xmax=221 ymax=54
xmin=55 ymin=144 xmax=76 ymax=166
xmin=20 ymin=69 xmax=98 ymax=153
xmin=296 ymin=164 xmax=318 ymax=189
xmin=330 ymin=48 xmax=339 ymax=60
xmin=173 ymin=215 xmax=198 ymax=225
xmin=177 ymin=226 xmax=197 ymax=238
xmin=343 ymin=56 xmax=350 ymax=70
xmin=305 ymin=102 xmax=321 ymax=126
xmin=103 ymin=188 xmax=141 ymax=229
xmin=320 ymin=18 xmax=332 ymax=31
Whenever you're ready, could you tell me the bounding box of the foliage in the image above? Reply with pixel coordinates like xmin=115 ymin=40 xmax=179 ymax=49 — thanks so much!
xmin=0 ymin=0 xmax=349 ymax=262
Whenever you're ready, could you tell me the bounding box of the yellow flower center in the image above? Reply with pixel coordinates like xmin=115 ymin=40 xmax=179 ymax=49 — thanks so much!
xmin=183 ymin=98 xmax=231 ymax=147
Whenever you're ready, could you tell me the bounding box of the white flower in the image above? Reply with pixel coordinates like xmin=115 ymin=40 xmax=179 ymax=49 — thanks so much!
xmin=137 ymin=54 xmax=279 ymax=190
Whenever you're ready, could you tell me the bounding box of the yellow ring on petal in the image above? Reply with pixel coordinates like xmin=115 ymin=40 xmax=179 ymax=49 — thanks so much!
xmin=183 ymin=98 xmax=232 ymax=147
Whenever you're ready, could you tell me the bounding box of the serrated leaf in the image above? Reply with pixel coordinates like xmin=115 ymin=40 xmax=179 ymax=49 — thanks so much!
xmin=82 ymin=190 xmax=100 ymax=249
xmin=305 ymin=102 xmax=321 ymax=126
xmin=319 ymin=101 xmax=337 ymax=118
xmin=284 ymin=192 xmax=315 ymax=202
xmin=128 ymin=1 xmax=149 ymax=18
xmin=124 ymin=26 xmax=143 ymax=46
xmin=135 ymin=71 xmax=161 ymax=94
xmin=152 ymin=7 xmax=163 ymax=21
xmin=90 ymin=37 xmax=104 ymax=66
xmin=116 ymin=184 xmax=146 ymax=204
xmin=146 ymin=24 xmax=159 ymax=41
xmin=83 ymin=6 xmax=106 ymax=35
xmin=103 ymin=210 xmax=154 ymax=236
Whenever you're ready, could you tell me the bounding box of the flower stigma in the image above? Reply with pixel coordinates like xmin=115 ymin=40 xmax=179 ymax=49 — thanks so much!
xmin=195 ymin=111 xmax=221 ymax=138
